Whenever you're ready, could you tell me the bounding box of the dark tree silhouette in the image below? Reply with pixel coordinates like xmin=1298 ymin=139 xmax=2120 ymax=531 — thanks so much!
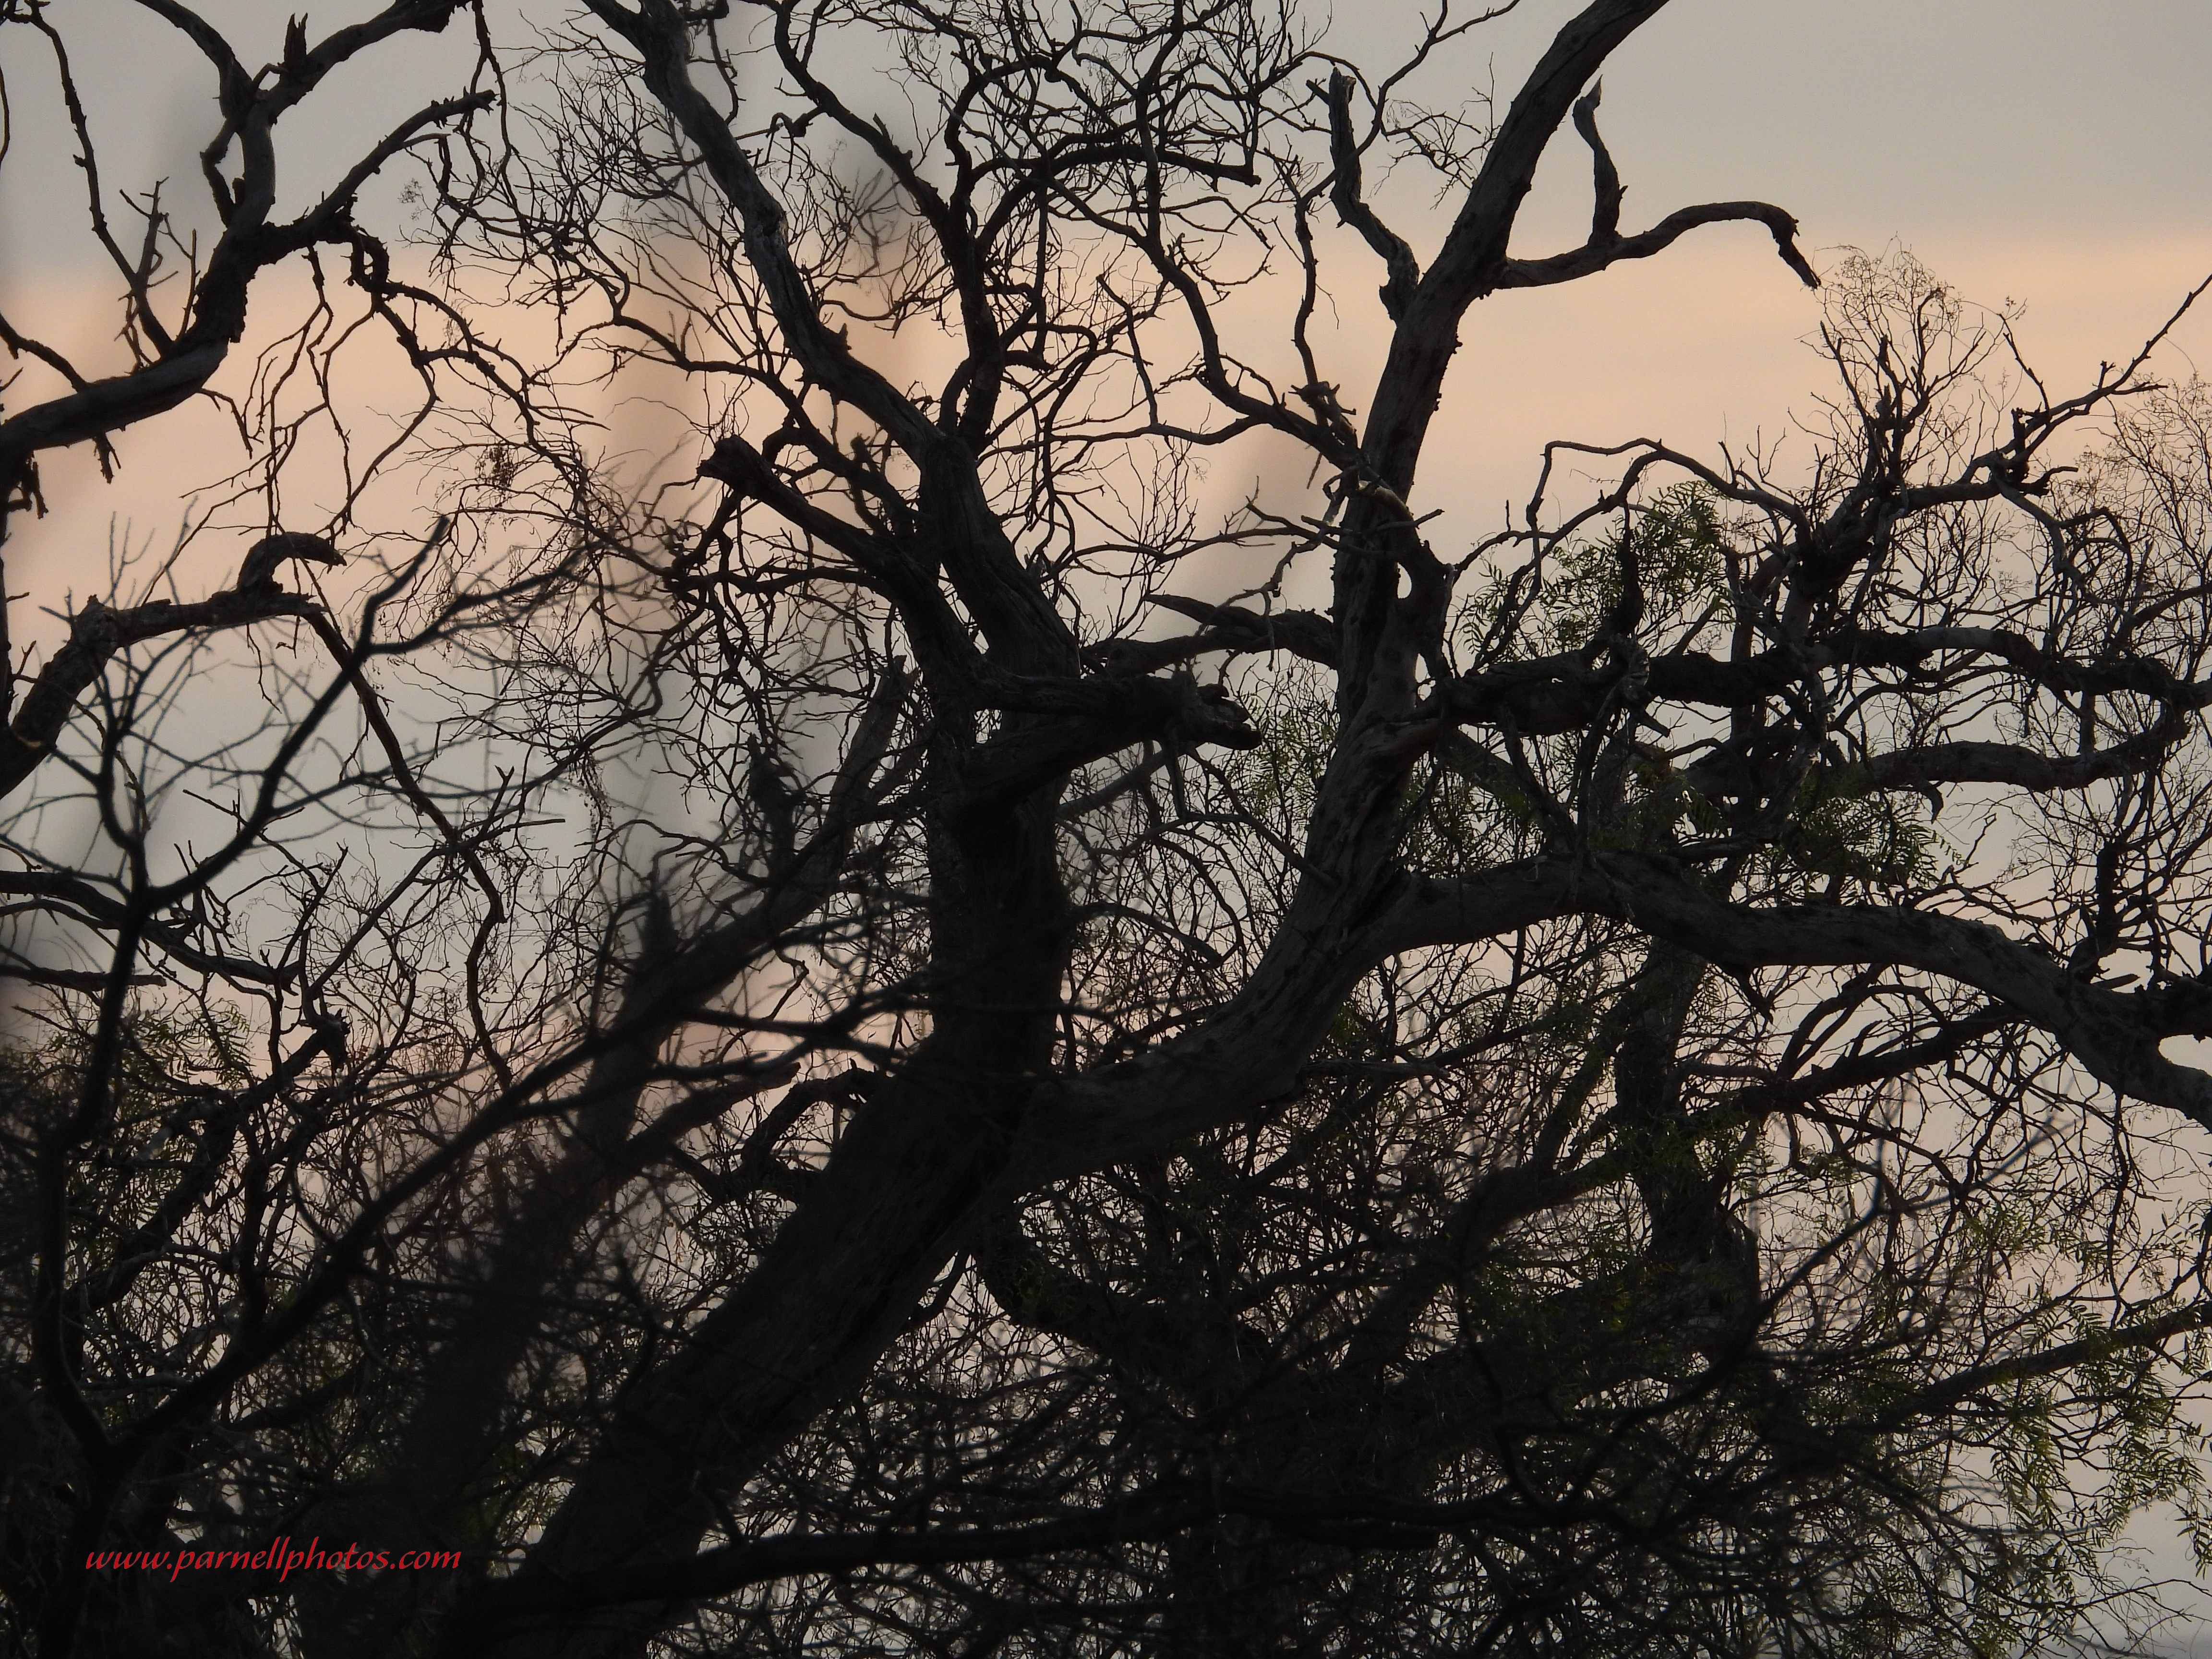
xmin=5 ymin=2 xmax=2212 ymax=1658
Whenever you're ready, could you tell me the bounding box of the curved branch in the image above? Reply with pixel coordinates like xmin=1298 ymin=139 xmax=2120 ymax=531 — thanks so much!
xmin=1497 ymin=198 xmax=1818 ymax=291
xmin=1024 ymin=848 xmax=2212 ymax=1187
xmin=1852 ymin=728 xmax=2185 ymax=797
xmin=1325 ymin=72 xmax=1419 ymax=321
xmin=1391 ymin=854 xmax=2212 ymax=1126
xmin=0 ymin=586 xmax=319 ymax=798
xmin=1572 ymin=82 xmax=1623 ymax=242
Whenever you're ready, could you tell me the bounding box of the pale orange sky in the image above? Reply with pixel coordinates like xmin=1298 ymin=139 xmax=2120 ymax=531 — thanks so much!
xmin=6 ymin=1 xmax=2212 ymax=1632
xmin=6 ymin=1 xmax=2209 ymax=610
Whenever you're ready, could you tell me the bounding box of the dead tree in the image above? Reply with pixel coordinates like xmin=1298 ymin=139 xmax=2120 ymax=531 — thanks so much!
xmin=6 ymin=3 xmax=2212 ymax=1658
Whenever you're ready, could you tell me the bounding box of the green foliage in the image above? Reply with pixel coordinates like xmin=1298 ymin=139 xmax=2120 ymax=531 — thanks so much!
xmin=1225 ymin=678 xmax=1336 ymax=825
xmin=2 ymin=1006 xmax=253 ymax=1246
xmin=1460 ymin=481 xmax=1734 ymax=663
xmin=1551 ymin=482 xmax=1732 ymax=653
xmin=1776 ymin=784 xmax=1939 ymax=891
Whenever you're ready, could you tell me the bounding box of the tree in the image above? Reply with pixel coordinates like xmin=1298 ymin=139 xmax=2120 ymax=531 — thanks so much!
xmin=5 ymin=1 xmax=2212 ymax=1656
xmin=0 ymin=0 xmax=494 ymax=805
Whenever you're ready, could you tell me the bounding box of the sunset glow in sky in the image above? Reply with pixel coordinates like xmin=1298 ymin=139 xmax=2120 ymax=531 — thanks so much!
xmin=5 ymin=1 xmax=2210 ymax=600
xmin=7 ymin=0 xmax=2212 ymax=1641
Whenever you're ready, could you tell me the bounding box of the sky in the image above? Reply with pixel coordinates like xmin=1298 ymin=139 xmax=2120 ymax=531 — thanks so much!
xmin=1314 ymin=0 xmax=2212 ymax=552
xmin=6 ymin=0 xmax=2212 ymax=582
xmin=6 ymin=0 xmax=2212 ymax=1635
